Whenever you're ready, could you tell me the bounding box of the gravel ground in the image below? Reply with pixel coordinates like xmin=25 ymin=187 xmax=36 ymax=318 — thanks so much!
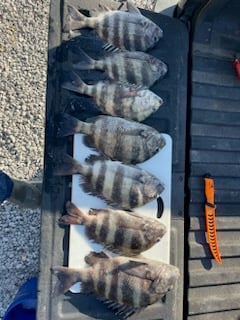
xmin=0 ymin=0 xmax=49 ymax=318
xmin=0 ymin=0 xmax=155 ymax=318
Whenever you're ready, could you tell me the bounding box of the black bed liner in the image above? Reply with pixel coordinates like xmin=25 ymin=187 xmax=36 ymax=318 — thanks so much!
xmin=37 ymin=1 xmax=188 ymax=320
xmin=187 ymin=0 xmax=240 ymax=319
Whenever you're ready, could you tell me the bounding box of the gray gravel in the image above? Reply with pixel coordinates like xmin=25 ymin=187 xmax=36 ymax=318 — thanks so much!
xmin=0 ymin=0 xmax=49 ymax=318
xmin=0 ymin=0 xmax=156 ymax=318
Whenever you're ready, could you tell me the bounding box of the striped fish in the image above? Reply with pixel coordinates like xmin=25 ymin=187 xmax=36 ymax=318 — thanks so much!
xmin=62 ymin=72 xmax=163 ymax=122
xmin=57 ymin=114 xmax=166 ymax=164
xmin=63 ymin=1 xmax=163 ymax=51
xmin=52 ymin=252 xmax=180 ymax=317
xmin=74 ymin=49 xmax=167 ymax=88
xmin=59 ymin=202 xmax=167 ymax=256
xmin=54 ymin=154 xmax=164 ymax=209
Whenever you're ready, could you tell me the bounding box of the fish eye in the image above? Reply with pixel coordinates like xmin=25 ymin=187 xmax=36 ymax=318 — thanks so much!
xmin=156 ymin=237 xmax=161 ymax=242
xmin=153 ymin=35 xmax=159 ymax=42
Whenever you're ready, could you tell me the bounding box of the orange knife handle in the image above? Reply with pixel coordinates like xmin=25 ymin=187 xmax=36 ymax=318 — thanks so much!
xmin=204 ymin=175 xmax=222 ymax=264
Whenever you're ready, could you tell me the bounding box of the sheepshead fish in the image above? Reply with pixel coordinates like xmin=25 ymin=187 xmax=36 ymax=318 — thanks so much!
xmin=62 ymin=72 xmax=163 ymax=122
xmin=57 ymin=114 xmax=166 ymax=164
xmin=54 ymin=154 xmax=164 ymax=209
xmin=74 ymin=49 xmax=168 ymax=88
xmin=63 ymin=1 xmax=163 ymax=51
xmin=59 ymin=201 xmax=167 ymax=256
xmin=52 ymin=252 xmax=180 ymax=317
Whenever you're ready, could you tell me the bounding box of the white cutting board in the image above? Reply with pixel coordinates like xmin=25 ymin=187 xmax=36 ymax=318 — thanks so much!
xmin=69 ymin=133 xmax=172 ymax=293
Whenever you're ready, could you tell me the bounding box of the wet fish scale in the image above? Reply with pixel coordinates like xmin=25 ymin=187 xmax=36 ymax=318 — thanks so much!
xmin=58 ymin=114 xmax=166 ymax=164
xmin=74 ymin=50 xmax=167 ymax=88
xmin=59 ymin=203 xmax=167 ymax=255
xmin=64 ymin=2 xmax=163 ymax=51
xmin=62 ymin=72 xmax=163 ymax=122
xmin=52 ymin=254 xmax=180 ymax=312
xmin=55 ymin=154 xmax=164 ymax=208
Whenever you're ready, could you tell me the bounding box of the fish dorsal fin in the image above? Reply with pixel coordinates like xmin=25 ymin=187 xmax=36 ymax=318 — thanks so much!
xmin=88 ymin=208 xmax=111 ymax=216
xmin=126 ymin=0 xmax=141 ymax=15
xmin=85 ymin=154 xmax=108 ymax=164
xmin=85 ymin=251 xmax=110 ymax=265
xmin=102 ymin=42 xmax=122 ymax=53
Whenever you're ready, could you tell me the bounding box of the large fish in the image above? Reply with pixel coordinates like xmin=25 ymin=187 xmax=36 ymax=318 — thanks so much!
xmin=59 ymin=201 xmax=167 ymax=256
xmin=54 ymin=154 xmax=164 ymax=209
xmin=63 ymin=1 xmax=163 ymax=51
xmin=57 ymin=114 xmax=166 ymax=164
xmin=52 ymin=252 xmax=180 ymax=317
xmin=62 ymin=72 xmax=163 ymax=122
xmin=73 ymin=49 xmax=167 ymax=88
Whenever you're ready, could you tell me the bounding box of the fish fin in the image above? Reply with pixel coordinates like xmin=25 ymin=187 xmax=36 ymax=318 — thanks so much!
xmin=101 ymin=299 xmax=138 ymax=319
xmin=88 ymin=208 xmax=107 ymax=216
xmin=63 ymin=5 xmax=87 ymax=32
xmin=72 ymin=47 xmax=96 ymax=70
xmin=98 ymin=3 xmax=112 ymax=12
xmin=126 ymin=0 xmax=141 ymax=15
xmin=84 ymin=154 xmax=109 ymax=164
xmin=102 ymin=43 xmax=121 ymax=53
xmin=53 ymin=154 xmax=82 ymax=176
xmin=62 ymin=71 xmax=87 ymax=95
xmin=57 ymin=113 xmax=81 ymax=137
xmin=114 ymin=260 xmax=153 ymax=280
xmin=59 ymin=201 xmax=86 ymax=225
xmin=51 ymin=266 xmax=80 ymax=296
xmin=85 ymin=251 xmax=110 ymax=265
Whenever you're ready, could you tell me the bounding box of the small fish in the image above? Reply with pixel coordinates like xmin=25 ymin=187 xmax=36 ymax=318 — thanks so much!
xmin=62 ymin=72 xmax=163 ymax=122
xmin=54 ymin=154 xmax=164 ymax=209
xmin=63 ymin=1 xmax=163 ymax=51
xmin=57 ymin=114 xmax=166 ymax=164
xmin=52 ymin=252 xmax=180 ymax=317
xmin=59 ymin=201 xmax=167 ymax=256
xmin=73 ymin=49 xmax=167 ymax=88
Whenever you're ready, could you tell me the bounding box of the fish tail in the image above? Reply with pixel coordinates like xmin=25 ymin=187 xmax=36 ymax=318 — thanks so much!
xmin=51 ymin=266 xmax=81 ymax=296
xmin=59 ymin=201 xmax=86 ymax=225
xmin=57 ymin=113 xmax=91 ymax=137
xmin=62 ymin=71 xmax=88 ymax=95
xmin=53 ymin=154 xmax=82 ymax=176
xmin=63 ymin=5 xmax=88 ymax=32
xmin=73 ymin=48 xmax=96 ymax=70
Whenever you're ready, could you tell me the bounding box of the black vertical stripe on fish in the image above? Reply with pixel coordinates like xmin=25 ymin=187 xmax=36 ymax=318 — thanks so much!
xmin=91 ymin=84 xmax=98 ymax=104
xmin=140 ymin=286 xmax=151 ymax=307
xmin=111 ymin=62 xmax=120 ymax=85
xmin=142 ymin=136 xmax=151 ymax=160
xmin=97 ymin=277 xmax=106 ymax=297
xmin=82 ymin=273 xmax=95 ymax=294
xmin=111 ymin=165 xmax=125 ymax=205
xmin=100 ymin=14 xmax=110 ymax=43
xmin=131 ymin=233 xmax=142 ymax=251
xmin=112 ymin=13 xmax=121 ymax=48
xmin=99 ymin=215 xmax=109 ymax=243
xmin=108 ymin=261 xmax=119 ymax=301
xmin=129 ymin=183 xmax=141 ymax=208
xmin=113 ymin=227 xmax=125 ymax=249
xmin=94 ymin=162 xmax=107 ymax=194
xmin=141 ymin=62 xmax=150 ymax=88
xmin=112 ymin=82 xmax=119 ymax=113
xmin=94 ymin=117 xmax=106 ymax=151
xmin=86 ymin=220 xmax=98 ymax=240
xmin=125 ymin=59 xmax=137 ymax=84
xmin=121 ymin=277 xmax=134 ymax=307
xmin=121 ymin=20 xmax=132 ymax=51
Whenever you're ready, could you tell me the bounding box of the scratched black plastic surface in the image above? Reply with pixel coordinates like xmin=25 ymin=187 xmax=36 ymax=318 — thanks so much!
xmin=37 ymin=1 xmax=188 ymax=319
